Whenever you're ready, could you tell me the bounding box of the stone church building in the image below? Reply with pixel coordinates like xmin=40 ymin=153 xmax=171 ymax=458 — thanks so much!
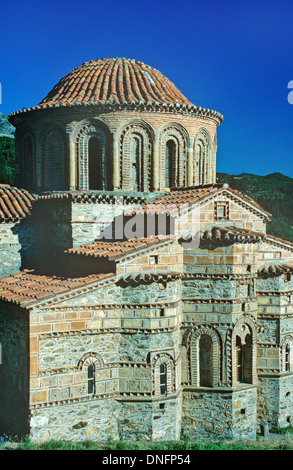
xmin=0 ymin=57 xmax=293 ymax=442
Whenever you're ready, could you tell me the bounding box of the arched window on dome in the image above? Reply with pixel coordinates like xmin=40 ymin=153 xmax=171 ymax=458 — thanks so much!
xmin=75 ymin=123 xmax=109 ymax=191
xmin=43 ymin=130 xmax=65 ymax=191
xmin=129 ymin=134 xmax=143 ymax=191
xmin=120 ymin=125 xmax=151 ymax=192
xmin=198 ymin=139 xmax=208 ymax=185
xmin=21 ymin=134 xmax=35 ymax=191
xmin=193 ymin=131 xmax=210 ymax=186
xmin=160 ymin=126 xmax=187 ymax=190
xmin=165 ymin=140 xmax=176 ymax=189
xmin=88 ymin=136 xmax=103 ymax=190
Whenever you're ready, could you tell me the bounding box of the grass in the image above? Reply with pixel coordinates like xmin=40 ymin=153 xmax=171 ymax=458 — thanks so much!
xmin=2 ymin=434 xmax=293 ymax=451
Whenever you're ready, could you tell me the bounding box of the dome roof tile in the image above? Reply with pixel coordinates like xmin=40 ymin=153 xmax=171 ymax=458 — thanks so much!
xmin=37 ymin=57 xmax=195 ymax=108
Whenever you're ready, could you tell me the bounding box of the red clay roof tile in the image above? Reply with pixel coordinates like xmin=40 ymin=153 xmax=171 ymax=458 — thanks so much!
xmin=0 ymin=185 xmax=35 ymax=222
xmin=67 ymin=235 xmax=174 ymax=260
xmin=0 ymin=271 xmax=115 ymax=306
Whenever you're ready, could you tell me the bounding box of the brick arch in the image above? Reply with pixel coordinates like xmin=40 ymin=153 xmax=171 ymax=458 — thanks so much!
xmin=231 ymin=316 xmax=257 ymax=386
xmin=75 ymin=122 xmax=110 ymax=190
xmin=188 ymin=326 xmax=221 ymax=387
xmin=77 ymin=351 xmax=104 ymax=370
xmin=152 ymin=352 xmax=175 ymax=396
xmin=119 ymin=121 xmax=153 ymax=191
xmin=42 ymin=126 xmax=66 ymax=190
xmin=193 ymin=128 xmax=212 ymax=185
xmin=159 ymin=124 xmax=188 ymax=189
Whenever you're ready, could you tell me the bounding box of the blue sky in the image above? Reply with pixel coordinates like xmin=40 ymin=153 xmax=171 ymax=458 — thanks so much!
xmin=1 ymin=0 xmax=293 ymax=177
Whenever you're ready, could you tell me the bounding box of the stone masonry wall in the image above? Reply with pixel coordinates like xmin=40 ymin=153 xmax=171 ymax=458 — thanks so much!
xmin=0 ymin=303 xmax=29 ymax=436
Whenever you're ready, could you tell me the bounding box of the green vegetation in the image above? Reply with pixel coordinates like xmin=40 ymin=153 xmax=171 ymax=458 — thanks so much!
xmin=217 ymin=172 xmax=293 ymax=243
xmin=0 ymin=136 xmax=15 ymax=185
xmin=2 ymin=436 xmax=293 ymax=450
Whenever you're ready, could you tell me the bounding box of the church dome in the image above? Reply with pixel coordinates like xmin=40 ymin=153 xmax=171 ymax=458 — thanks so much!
xmin=36 ymin=57 xmax=194 ymax=108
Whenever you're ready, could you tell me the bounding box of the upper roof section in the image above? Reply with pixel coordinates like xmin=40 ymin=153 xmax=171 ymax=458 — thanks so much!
xmin=9 ymin=58 xmax=223 ymax=122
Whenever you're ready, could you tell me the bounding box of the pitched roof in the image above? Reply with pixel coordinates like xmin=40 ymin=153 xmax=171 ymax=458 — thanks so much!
xmin=265 ymin=234 xmax=293 ymax=250
xmin=67 ymin=235 xmax=174 ymax=260
xmin=127 ymin=184 xmax=271 ymax=219
xmin=0 ymin=270 xmax=115 ymax=307
xmin=0 ymin=184 xmax=35 ymax=222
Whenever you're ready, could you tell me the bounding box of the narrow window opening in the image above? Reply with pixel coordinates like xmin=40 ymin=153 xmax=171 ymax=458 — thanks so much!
xmin=236 ymin=337 xmax=243 ymax=383
xmin=199 ymin=334 xmax=213 ymax=387
xmin=88 ymin=136 xmax=102 ymax=190
xmin=160 ymin=363 xmax=167 ymax=396
xmin=165 ymin=140 xmax=176 ymax=188
xmin=87 ymin=363 xmax=95 ymax=395
xmin=285 ymin=344 xmax=290 ymax=372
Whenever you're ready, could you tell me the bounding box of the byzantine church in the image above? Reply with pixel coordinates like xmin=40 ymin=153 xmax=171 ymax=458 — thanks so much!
xmin=0 ymin=57 xmax=293 ymax=442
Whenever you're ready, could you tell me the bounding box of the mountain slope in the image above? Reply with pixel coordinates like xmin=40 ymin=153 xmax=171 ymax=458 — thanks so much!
xmin=0 ymin=113 xmax=15 ymax=138
xmin=217 ymin=172 xmax=293 ymax=242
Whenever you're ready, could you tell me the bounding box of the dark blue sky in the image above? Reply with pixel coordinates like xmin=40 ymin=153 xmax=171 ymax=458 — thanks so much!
xmin=1 ymin=0 xmax=293 ymax=176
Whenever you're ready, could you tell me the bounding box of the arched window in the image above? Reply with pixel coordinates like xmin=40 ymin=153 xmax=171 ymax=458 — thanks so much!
xmin=193 ymin=131 xmax=211 ymax=186
xmin=88 ymin=136 xmax=102 ymax=190
xmin=75 ymin=123 xmax=108 ymax=190
xmin=199 ymin=334 xmax=213 ymax=387
xmin=87 ymin=363 xmax=95 ymax=395
xmin=153 ymin=353 xmax=175 ymax=396
xmin=198 ymin=139 xmax=208 ymax=185
xmin=129 ymin=134 xmax=143 ymax=191
xmin=165 ymin=140 xmax=176 ymax=188
xmin=120 ymin=128 xmax=150 ymax=192
xmin=22 ymin=135 xmax=35 ymax=190
xmin=236 ymin=334 xmax=253 ymax=384
xmin=190 ymin=327 xmax=221 ymax=388
xmin=161 ymin=126 xmax=187 ymax=189
xmin=43 ymin=130 xmax=65 ymax=190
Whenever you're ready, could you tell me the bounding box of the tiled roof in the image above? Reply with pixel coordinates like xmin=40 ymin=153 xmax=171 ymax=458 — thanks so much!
xmin=0 ymin=184 xmax=35 ymax=222
xmin=67 ymin=235 xmax=174 ymax=260
xmin=9 ymin=58 xmax=223 ymax=122
xmin=265 ymin=234 xmax=293 ymax=250
xmin=127 ymin=184 xmax=271 ymax=218
xmin=0 ymin=270 xmax=115 ymax=307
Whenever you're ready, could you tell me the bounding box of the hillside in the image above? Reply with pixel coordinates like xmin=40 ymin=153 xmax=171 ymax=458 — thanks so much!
xmin=217 ymin=172 xmax=293 ymax=242
xmin=0 ymin=113 xmax=15 ymax=138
